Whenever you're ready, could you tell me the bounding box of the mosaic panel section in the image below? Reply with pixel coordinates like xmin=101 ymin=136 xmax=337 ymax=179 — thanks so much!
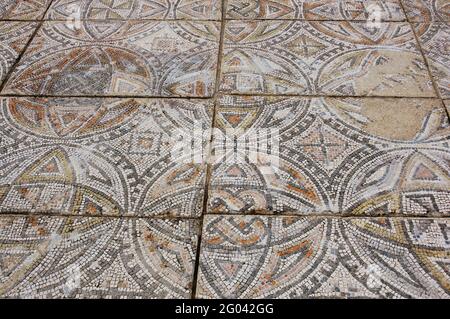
xmin=402 ymin=0 xmax=450 ymax=22
xmin=220 ymin=21 xmax=436 ymax=97
xmin=445 ymin=100 xmax=450 ymax=114
xmin=46 ymin=0 xmax=222 ymax=20
xmin=0 ymin=0 xmax=51 ymax=20
xmin=1 ymin=21 xmax=220 ymax=97
xmin=209 ymin=95 xmax=450 ymax=215
xmin=0 ymin=22 xmax=39 ymax=88
xmin=197 ymin=215 xmax=450 ymax=299
xmin=0 ymin=97 xmax=212 ymax=217
xmin=0 ymin=215 xmax=199 ymax=298
xmin=226 ymin=0 xmax=406 ymax=21
xmin=414 ymin=23 xmax=450 ymax=98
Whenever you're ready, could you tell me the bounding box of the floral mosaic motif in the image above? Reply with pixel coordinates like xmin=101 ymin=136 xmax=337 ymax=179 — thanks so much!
xmin=197 ymin=215 xmax=450 ymax=299
xmin=226 ymin=0 xmax=406 ymax=21
xmin=401 ymin=0 xmax=450 ymax=22
xmin=209 ymin=95 xmax=450 ymax=216
xmin=0 ymin=97 xmax=212 ymax=217
xmin=0 ymin=215 xmax=199 ymax=298
xmin=2 ymin=21 xmax=220 ymax=97
xmin=0 ymin=22 xmax=39 ymax=87
xmin=0 ymin=0 xmax=51 ymax=20
xmin=220 ymin=20 xmax=436 ymax=97
xmin=414 ymin=23 xmax=450 ymax=98
xmin=46 ymin=0 xmax=222 ymax=20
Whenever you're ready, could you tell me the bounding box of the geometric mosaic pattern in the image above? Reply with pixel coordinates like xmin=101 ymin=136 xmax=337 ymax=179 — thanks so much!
xmin=2 ymin=21 xmax=220 ymax=97
xmin=220 ymin=21 xmax=436 ymax=97
xmin=401 ymin=0 xmax=450 ymax=22
xmin=414 ymin=23 xmax=450 ymax=98
xmin=46 ymin=0 xmax=222 ymax=20
xmin=0 ymin=22 xmax=39 ymax=86
xmin=0 ymin=216 xmax=199 ymax=298
xmin=226 ymin=0 xmax=406 ymax=21
xmin=0 ymin=0 xmax=52 ymax=20
xmin=197 ymin=215 xmax=450 ymax=298
xmin=0 ymin=0 xmax=449 ymax=300
xmin=0 ymin=97 xmax=212 ymax=217
xmin=209 ymin=96 xmax=450 ymax=216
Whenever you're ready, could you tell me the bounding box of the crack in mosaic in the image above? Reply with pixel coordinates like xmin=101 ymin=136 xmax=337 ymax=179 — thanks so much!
xmin=0 ymin=22 xmax=39 ymax=88
xmin=219 ymin=20 xmax=436 ymax=97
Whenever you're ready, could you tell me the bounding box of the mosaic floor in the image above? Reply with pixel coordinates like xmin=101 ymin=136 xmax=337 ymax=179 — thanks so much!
xmin=0 ymin=0 xmax=449 ymax=299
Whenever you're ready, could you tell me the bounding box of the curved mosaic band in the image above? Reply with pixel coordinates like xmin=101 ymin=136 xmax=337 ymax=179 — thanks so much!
xmin=0 ymin=97 xmax=212 ymax=217
xmin=0 ymin=215 xmax=200 ymax=299
xmin=197 ymin=215 xmax=450 ymax=299
xmin=209 ymin=95 xmax=450 ymax=216
xmin=2 ymin=21 xmax=220 ymax=97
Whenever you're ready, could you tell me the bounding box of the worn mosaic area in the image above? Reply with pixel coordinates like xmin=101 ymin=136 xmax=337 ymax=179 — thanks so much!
xmin=401 ymin=0 xmax=450 ymax=22
xmin=197 ymin=215 xmax=450 ymax=298
xmin=0 ymin=97 xmax=212 ymax=217
xmin=0 ymin=215 xmax=199 ymax=298
xmin=0 ymin=22 xmax=39 ymax=86
xmin=414 ymin=23 xmax=450 ymax=98
xmin=0 ymin=0 xmax=51 ymax=20
xmin=209 ymin=96 xmax=450 ymax=216
xmin=0 ymin=0 xmax=449 ymax=300
xmin=220 ymin=21 xmax=435 ymax=97
xmin=2 ymin=21 xmax=220 ymax=97
xmin=46 ymin=0 xmax=222 ymax=20
xmin=226 ymin=0 xmax=406 ymax=21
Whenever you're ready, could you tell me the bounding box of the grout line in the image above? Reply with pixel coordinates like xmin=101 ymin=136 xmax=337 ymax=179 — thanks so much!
xmin=0 ymin=211 xmax=203 ymax=220
xmin=406 ymin=11 xmax=450 ymax=120
xmin=224 ymin=18 xmax=409 ymax=23
xmin=0 ymin=93 xmax=443 ymax=100
xmin=191 ymin=0 xmax=228 ymax=300
xmin=401 ymin=2 xmax=443 ymax=102
xmin=201 ymin=93 xmax=441 ymax=99
xmin=398 ymin=0 xmax=412 ymax=23
xmin=0 ymin=22 xmax=43 ymax=93
xmin=204 ymin=212 xmax=450 ymax=220
xmin=0 ymin=19 xmax=224 ymax=23
xmin=0 ymin=18 xmax=411 ymax=23
xmin=440 ymin=99 xmax=450 ymax=120
xmin=190 ymin=213 xmax=205 ymax=299
xmin=0 ymin=93 xmax=218 ymax=99
xmin=410 ymin=36 xmax=442 ymax=101
xmin=1 ymin=18 xmax=449 ymax=23
xmin=0 ymin=211 xmax=448 ymax=221
xmin=42 ymin=0 xmax=56 ymax=21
